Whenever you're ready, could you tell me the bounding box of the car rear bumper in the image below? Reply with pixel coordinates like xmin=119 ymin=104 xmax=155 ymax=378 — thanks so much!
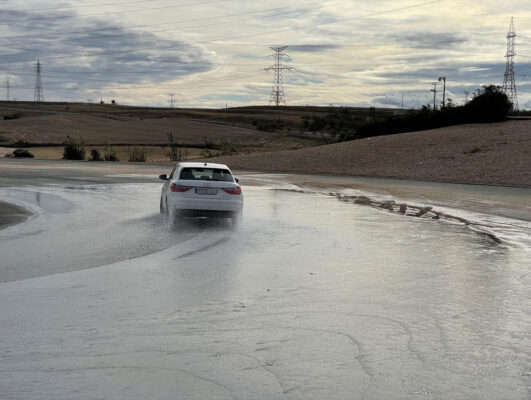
xmin=177 ymin=209 xmax=240 ymax=218
xmin=168 ymin=197 xmax=243 ymax=214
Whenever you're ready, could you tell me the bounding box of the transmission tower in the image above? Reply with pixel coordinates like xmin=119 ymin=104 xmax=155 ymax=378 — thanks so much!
xmin=502 ymin=17 xmax=518 ymax=110
xmin=265 ymin=46 xmax=293 ymax=106
xmin=34 ymin=59 xmax=44 ymax=102
xmin=430 ymin=83 xmax=437 ymax=110
xmin=168 ymin=93 xmax=175 ymax=108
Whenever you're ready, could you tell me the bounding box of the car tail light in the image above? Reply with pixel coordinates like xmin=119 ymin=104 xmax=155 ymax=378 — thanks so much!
xmin=170 ymin=183 xmax=191 ymax=192
xmin=223 ymin=186 xmax=242 ymax=195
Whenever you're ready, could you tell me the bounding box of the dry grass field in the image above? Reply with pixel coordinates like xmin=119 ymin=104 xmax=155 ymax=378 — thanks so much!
xmin=0 ymin=114 xmax=312 ymax=149
xmin=0 ymin=102 xmax=327 ymax=151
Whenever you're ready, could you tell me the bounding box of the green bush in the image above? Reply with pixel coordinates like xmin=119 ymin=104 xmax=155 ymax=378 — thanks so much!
xmin=63 ymin=136 xmax=86 ymax=160
xmin=12 ymin=148 xmax=34 ymax=158
xmin=104 ymin=144 xmax=119 ymax=162
xmin=88 ymin=149 xmax=103 ymax=161
xmin=128 ymin=146 xmax=147 ymax=162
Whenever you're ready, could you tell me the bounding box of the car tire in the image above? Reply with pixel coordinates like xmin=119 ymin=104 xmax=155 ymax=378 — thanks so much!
xmin=231 ymin=211 xmax=242 ymax=228
xmin=172 ymin=209 xmax=184 ymax=228
xmin=160 ymin=198 xmax=165 ymax=214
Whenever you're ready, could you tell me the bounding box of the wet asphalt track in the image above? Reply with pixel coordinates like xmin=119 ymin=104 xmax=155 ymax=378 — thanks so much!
xmin=0 ymin=159 xmax=530 ymax=399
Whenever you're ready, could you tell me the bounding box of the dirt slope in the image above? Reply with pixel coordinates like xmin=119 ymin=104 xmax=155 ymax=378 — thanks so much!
xmin=205 ymin=120 xmax=531 ymax=187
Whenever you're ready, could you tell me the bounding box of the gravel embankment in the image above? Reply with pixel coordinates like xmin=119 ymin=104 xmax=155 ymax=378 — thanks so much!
xmin=206 ymin=120 xmax=531 ymax=187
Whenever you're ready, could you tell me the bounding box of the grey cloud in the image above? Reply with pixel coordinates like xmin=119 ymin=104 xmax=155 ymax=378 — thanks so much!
xmin=0 ymin=9 xmax=212 ymax=101
xmin=371 ymin=62 xmax=512 ymax=83
xmin=389 ymin=32 xmax=466 ymax=49
xmin=288 ymin=44 xmax=341 ymax=52
xmin=372 ymin=96 xmax=401 ymax=107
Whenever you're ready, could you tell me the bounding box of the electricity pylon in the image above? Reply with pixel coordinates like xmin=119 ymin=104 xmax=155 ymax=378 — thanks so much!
xmin=438 ymin=76 xmax=446 ymax=108
xmin=168 ymin=93 xmax=175 ymax=108
xmin=34 ymin=59 xmax=44 ymax=102
xmin=502 ymin=17 xmax=518 ymax=110
xmin=430 ymin=83 xmax=437 ymax=110
xmin=265 ymin=46 xmax=292 ymax=106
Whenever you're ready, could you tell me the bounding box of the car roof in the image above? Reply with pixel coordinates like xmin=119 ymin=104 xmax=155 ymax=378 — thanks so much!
xmin=177 ymin=162 xmax=230 ymax=170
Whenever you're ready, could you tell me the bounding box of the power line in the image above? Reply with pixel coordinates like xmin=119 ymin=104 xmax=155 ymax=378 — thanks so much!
xmin=0 ymin=0 xmax=443 ymax=67
xmin=4 ymin=0 xmax=161 ymax=14
xmin=0 ymin=61 xmax=372 ymax=76
xmin=2 ymin=0 xmax=440 ymax=52
xmin=0 ymin=0 xmax=446 ymax=102
xmin=220 ymin=0 xmax=443 ymax=44
xmin=0 ymin=0 xmax=227 ymax=24
xmin=7 ymin=70 xmax=265 ymax=91
xmin=0 ymin=0 xmax=332 ymax=41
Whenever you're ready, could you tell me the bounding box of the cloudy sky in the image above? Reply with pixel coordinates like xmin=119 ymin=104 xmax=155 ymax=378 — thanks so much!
xmin=2 ymin=0 xmax=531 ymax=108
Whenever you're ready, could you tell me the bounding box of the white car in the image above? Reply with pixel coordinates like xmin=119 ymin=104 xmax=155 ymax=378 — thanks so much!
xmin=159 ymin=162 xmax=243 ymax=225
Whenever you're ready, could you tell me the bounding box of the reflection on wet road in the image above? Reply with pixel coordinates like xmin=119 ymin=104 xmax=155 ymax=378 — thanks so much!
xmin=0 ymin=183 xmax=529 ymax=399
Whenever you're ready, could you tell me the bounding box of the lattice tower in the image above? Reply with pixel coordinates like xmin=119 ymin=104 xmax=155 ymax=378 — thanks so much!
xmin=265 ymin=46 xmax=293 ymax=106
xmin=502 ymin=17 xmax=518 ymax=110
xmin=34 ymin=59 xmax=44 ymax=102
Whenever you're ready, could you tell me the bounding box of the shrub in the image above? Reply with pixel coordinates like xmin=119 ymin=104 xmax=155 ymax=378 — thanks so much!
xmin=104 ymin=144 xmax=119 ymax=162
xmin=165 ymin=132 xmax=188 ymax=162
xmin=203 ymin=136 xmax=217 ymax=149
xmin=200 ymin=149 xmax=219 ymax=158
xmin=128 ymin=146 xmax=147 ymax=162
xmin=465 ymin=85 xmax=512 ymax=120
xmin=88 ymin=149 xmax=103 ymax=161
xmin=255 ymin=119 xmax=283 ymax=132
xmin=351 ymin=85 xmax=512 ymax=141
xmin=63 ymin=136 xmax=86 ymax=160
xmin=302 ymin=108 xmax=360 ymax=141
xmin=253 ymin=118 xmax=284 ymax=130
xmin=12 ymin=148 xmax=34 ymax=158
xmin=220 ymin=139 xmax=239 ymax=156
xmin=14 ymin=139 xmax=30 ymax=147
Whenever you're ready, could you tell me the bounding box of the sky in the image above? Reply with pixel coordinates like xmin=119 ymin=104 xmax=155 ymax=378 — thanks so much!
xmin=1 ymin=0 xmax=531 ymax=109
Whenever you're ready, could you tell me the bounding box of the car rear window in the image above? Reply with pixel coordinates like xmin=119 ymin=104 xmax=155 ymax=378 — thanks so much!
xmin=179 ymin=168 xmax=234 ymax=182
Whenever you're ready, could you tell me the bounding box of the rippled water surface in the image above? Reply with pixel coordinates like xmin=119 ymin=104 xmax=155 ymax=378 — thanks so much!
xmin=0 ymin=183 xmax=529 ymax=399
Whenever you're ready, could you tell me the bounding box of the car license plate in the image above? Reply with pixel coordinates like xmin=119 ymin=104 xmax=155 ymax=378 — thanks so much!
xmin=196 ymin=187 xmax=217 ymax=195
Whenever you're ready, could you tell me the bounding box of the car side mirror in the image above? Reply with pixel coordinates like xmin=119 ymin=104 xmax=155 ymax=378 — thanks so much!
xmin=159 ymin=174 xmax=168 ymax=180
xmin=235 ymin=178 xmax=239 ymax=183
